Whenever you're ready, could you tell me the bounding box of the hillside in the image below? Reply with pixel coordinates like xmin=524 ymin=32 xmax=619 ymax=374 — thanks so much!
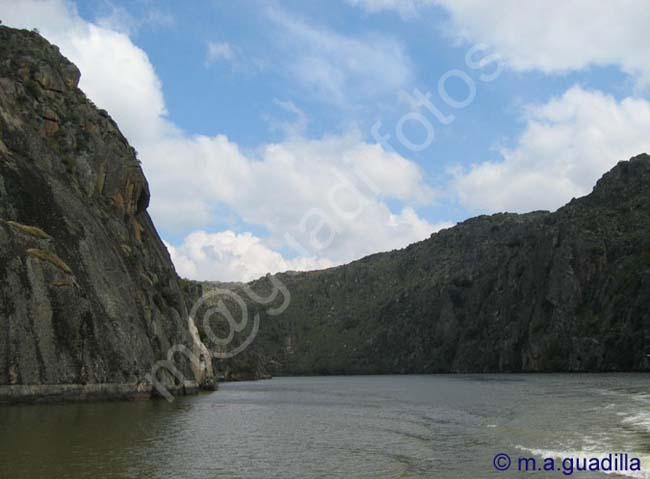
xmin=188 ymin=155 xmax=650 ymax=377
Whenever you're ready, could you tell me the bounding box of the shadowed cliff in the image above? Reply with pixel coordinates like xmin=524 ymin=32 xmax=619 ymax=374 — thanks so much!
xmin=0 ymin=26 xmax=213 ymax=402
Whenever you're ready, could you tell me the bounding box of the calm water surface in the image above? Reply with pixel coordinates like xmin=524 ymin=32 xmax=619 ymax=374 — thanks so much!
xmin=1 ymin=374 xmax=649 ymax=478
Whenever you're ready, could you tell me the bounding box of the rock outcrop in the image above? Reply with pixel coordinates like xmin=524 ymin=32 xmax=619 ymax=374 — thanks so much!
xmin=189 ymin=155 xmax=650 ymax=376
xmin=0 ymin=26 xmax=214 ymax=403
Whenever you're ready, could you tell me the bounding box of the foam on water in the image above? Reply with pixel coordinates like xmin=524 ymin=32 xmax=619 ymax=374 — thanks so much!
xmin=622 ymin=412 xmax=650 ymax=433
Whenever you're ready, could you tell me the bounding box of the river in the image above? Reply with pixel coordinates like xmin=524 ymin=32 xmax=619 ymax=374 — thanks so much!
xmin=1 ymin=374 xmax=649 ymax=478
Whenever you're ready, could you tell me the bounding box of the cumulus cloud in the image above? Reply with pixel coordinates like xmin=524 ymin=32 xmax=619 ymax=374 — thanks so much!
xmin=454 ymin=87 xmax=650 ymax=213
xmin=347 ymin=0 xmax=650 ymax=213
xmin=0 ymin=0 xmax=443 ymax=280
xmin=0 ymin=0 xmax=173 ymax=146
xmin=434 ymin=0 xmax=650 ymax=86
xmin=165 ymin=232 xmax=335 ymax=282
xmin=348 ymin=1 xmax=650 ymax=86
xmin=142 ymin=132 xmax=440 ymax=264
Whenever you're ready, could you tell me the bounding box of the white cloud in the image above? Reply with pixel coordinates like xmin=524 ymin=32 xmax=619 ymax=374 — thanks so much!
xmin=346 ymin=0 xmax=650 ymax=214
xmin=142 ymin=132 xmax=441 ymax=264
xmin=0 ymin=0 xmax=444 ymax=280
xmin=205 ymin=41 xmax=234 ymax=65
xmin=348 ymin=1 xmax=650 ymax=86
xmin=165 ymin=232 xmax=334 ymax=282
xmin=454 ymin=86 xmax=650 ymax=213
xmin=434 ymin=0 xmax=650 ymax=86
xmin=268 ymin=8 xmax=413 ymax=104
xmin=0 ymin=0 xmax=173 ymax=146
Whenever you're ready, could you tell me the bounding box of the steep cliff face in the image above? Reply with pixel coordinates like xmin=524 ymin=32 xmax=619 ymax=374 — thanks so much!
xmin=190 ymin=155 xmax=650 ymax=376
xmin=0 ymin=26 xmax=213 ymax=402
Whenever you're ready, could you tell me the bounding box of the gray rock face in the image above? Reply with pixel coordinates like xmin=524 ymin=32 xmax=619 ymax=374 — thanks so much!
xmin=190 ymin=155 xmax=650 ymax=376
xmin=0 ymin=26 xmax=213 ymax=402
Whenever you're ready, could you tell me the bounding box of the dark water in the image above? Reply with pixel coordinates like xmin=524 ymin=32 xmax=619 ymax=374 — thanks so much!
xmin=1 ymin=374 xmax=649 ymax=478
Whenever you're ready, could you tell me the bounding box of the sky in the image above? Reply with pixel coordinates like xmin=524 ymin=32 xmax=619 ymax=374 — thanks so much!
xmin=1 ymin=0 xmax=650 ymax=282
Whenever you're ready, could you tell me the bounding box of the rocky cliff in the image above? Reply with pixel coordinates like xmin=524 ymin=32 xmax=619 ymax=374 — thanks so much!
xmin=189 ymin=155 xmax=650 ymax=376
xmin=0 ymin=26 xmax=214 ymax=403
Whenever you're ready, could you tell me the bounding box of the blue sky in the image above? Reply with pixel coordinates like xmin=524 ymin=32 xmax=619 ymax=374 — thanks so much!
xmin=2 ymin=0 xmax=650 ymax=281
